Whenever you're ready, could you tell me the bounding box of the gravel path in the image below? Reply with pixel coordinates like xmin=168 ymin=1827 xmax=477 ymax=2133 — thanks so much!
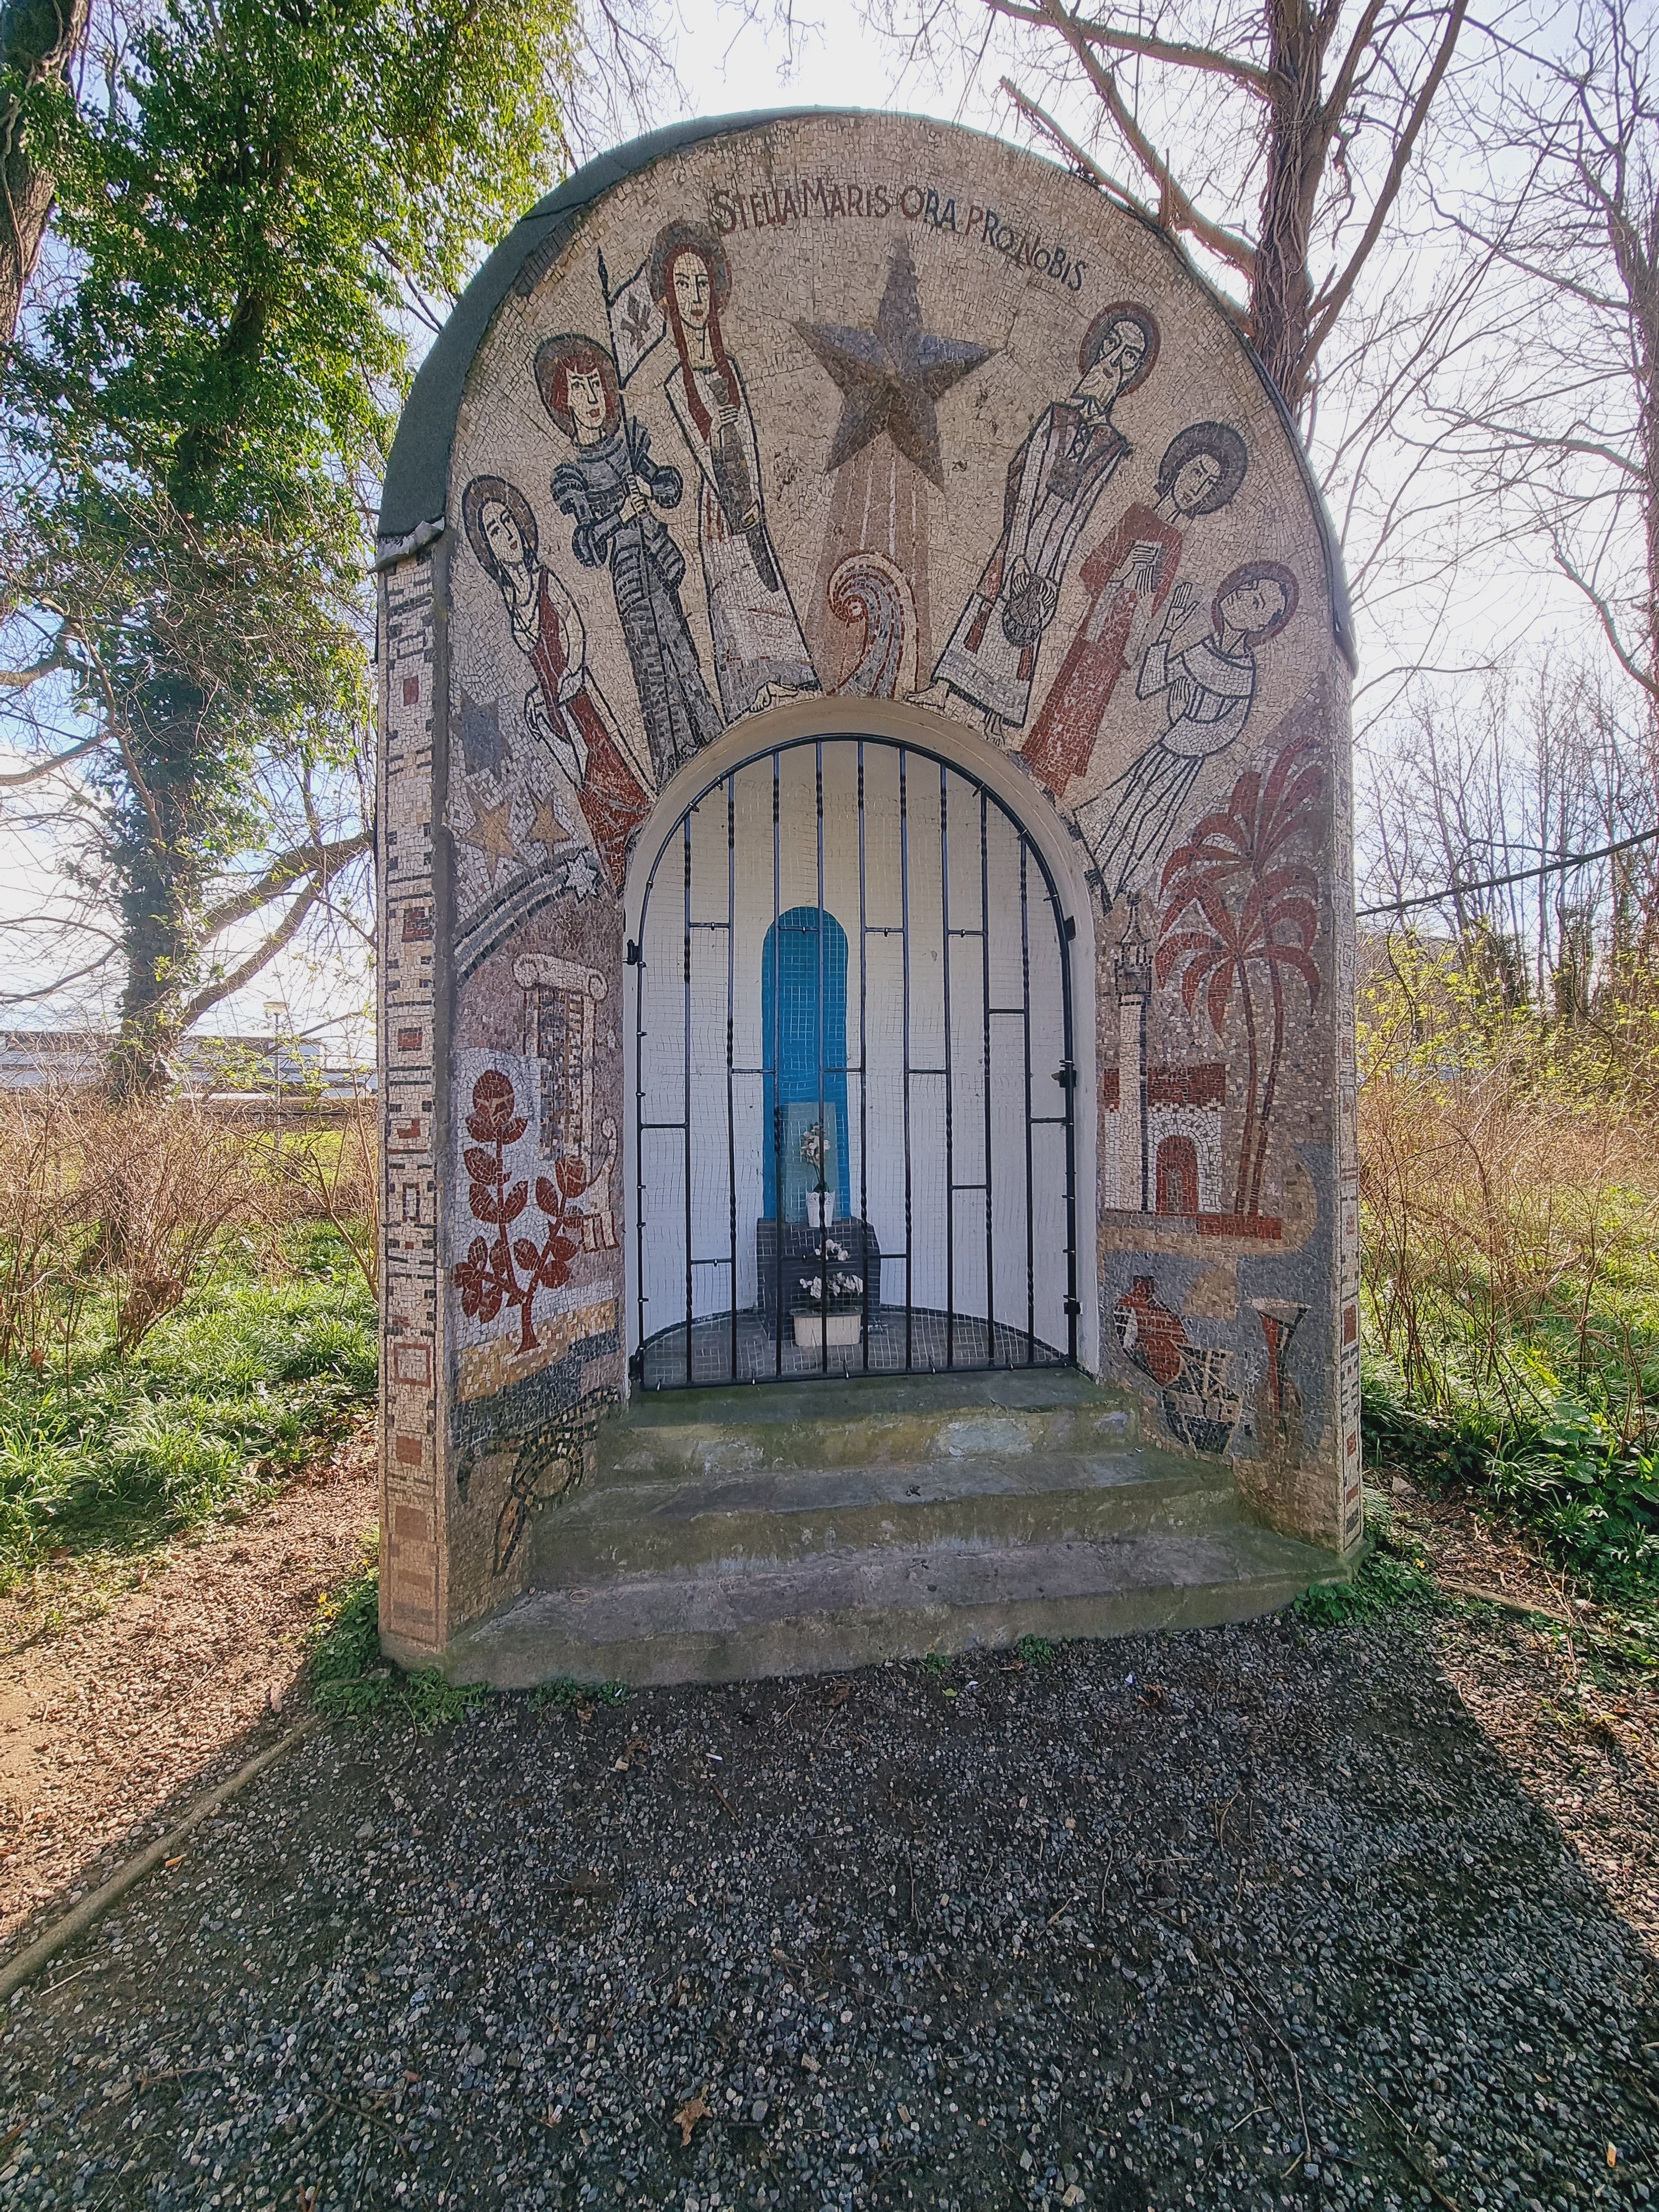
xmin=2 ymin=1584 xmax=1656 ymax=2210
xmin=0 ymin=1432 xmax=376 ymax=1947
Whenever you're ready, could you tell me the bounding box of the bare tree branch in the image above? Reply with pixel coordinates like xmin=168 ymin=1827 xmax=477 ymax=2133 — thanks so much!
xmin=988 ymin=0 xmax=1274 ymax=95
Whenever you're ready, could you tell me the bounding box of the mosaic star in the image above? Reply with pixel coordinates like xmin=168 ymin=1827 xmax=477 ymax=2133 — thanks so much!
xmin=528 ymin=794 xmax=571 ymax=859
xmin=460 ymin=794 xmax=517 ymax=885
xmin=795 ymin=242 xmax=992 ymax=489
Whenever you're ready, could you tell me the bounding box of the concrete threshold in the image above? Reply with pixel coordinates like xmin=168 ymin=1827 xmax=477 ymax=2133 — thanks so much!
xmin=436 ymin=1371 xmax=1345 ymax=1687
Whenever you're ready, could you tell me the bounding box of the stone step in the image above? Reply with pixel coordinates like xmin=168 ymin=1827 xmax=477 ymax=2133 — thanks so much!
xmin=533 ymin=1445 xmax=1231 ymax=1583
xmin=603 ymin=1368 xmax=1144 ymax=1478
xmin=448 ymin=1522 xmax=1339 ymax=1688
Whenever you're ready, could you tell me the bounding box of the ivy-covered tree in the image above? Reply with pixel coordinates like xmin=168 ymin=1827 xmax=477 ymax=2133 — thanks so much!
xmin=0 ymin=0 xmax=604 ymax=1092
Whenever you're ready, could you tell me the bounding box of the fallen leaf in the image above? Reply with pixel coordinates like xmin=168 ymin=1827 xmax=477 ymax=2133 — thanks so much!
xmin=164 ymin=1855 xmax=185 ymax=1869
xmin=673 ymin=2089 xmax=709 ymax=2146
xmin=822 ymin=1680 xmax=853 ymax=1708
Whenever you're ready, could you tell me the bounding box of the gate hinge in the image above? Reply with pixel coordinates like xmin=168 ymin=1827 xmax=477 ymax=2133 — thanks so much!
xmin=625 ymin=939 xmax=642 ymax=967
xmin=1063 ymin=914 xmax=1077 ymax=941
xmin=1064 ymin=1296 xmax=1082 ymax=1318
xmin=1053 ymin=1061 xmax=1078 ymax=1089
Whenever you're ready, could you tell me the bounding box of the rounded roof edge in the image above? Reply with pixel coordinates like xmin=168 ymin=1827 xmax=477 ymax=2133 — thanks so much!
xmin=376 ymin=108 xmax=846 ymax=557
xmin=374 ymin=106 xmax=1355 ymax=672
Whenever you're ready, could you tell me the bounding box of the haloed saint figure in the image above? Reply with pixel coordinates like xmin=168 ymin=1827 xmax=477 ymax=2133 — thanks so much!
xmin=1020 ymin=420 xmax=1250 ymax=801
xmin=1078 ymin=558 xmax=1300 ymax=905
xmin=461 ymin=474 xmax=655 ymax=892
xmin=539 ymin=335 xmax=724 ymax=789
xmin=651 ymin=222 xmax=819 ymax=720
xmin=921 ymin=302 xmax=1159 ymax=735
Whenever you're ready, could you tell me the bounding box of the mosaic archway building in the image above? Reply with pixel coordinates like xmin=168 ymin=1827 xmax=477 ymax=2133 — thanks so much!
xmin=375 ymin=109 xmax=1361 ymax=1682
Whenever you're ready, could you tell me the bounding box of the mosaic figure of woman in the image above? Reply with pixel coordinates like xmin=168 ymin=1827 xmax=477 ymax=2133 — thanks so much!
xmin=921 ymin=303 xmax=1159 ymax=735
xmin=538 ymin=333 xmax=724 ymax=789
xmin=1019 ymin=421 xmax=1249 ymax=802
xmin=1078 ymin=560 xmax=1300 ymax=905
xmin=461 ymin=474 xmax=655 ymax=893
xmin=649 ymin=222 xmax=819 ymax=721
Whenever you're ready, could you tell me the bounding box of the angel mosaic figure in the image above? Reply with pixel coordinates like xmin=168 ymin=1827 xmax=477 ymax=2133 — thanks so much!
xmin=650 ymin=221 xmax=819 ymax=720
xmin=461 ymin=474 xmax=655 ymax=893
xmin=1078 ymin=559 xmax=1300 ymax=906
xmin=1020 ymin=421 xmax=1249 ymax=801
xmin=920 ymin=302 xmax=1159 ymax=735
xmin=537 ymin=333 xmax=724 ymax=789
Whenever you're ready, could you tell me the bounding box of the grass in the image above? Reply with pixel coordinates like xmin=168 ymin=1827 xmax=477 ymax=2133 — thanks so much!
xmin=0 ymin=1222 xmax=375 ymax=1582
xmin=1357 ymin=954 xmax=1659 ymax=1626
xmin=307 ymin=1552 xmax=493 ymax=1729
xmin=1295 ymin=1496 xmax=1443 ymax=1626
xmin=307 ymin=1556 xmax=631 ymax=1725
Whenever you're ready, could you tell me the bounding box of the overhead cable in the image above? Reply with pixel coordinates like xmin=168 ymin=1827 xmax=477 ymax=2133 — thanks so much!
xmin=1356 ymin=824 xmax=1659 ymax=919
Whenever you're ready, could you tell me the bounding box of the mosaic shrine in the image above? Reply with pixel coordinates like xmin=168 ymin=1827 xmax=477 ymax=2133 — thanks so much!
xmin=375 ymin=111 xmax=1360 ymax=1660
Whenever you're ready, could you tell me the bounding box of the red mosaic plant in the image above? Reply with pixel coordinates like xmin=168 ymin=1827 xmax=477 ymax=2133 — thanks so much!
xmin=451 ymin=1069 xmax=592 ymax=1355
xmin=1155 ymin=729 xmax=1324 ymax=1219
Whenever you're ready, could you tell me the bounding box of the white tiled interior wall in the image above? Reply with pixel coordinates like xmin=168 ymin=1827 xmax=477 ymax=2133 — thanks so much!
xmin=634 ymin=743 xmax=1073 ymax=1354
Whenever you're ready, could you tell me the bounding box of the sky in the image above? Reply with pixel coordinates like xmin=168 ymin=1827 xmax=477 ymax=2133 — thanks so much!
xmin=0 ymin=0 xmax=1631 ymax=1058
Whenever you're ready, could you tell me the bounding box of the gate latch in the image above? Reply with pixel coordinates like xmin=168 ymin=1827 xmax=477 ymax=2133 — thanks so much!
xmin=1052 ymin=1061 xmax=1077 ymax=1090
xmin=625 ymin=939 xmax=642 ymax=967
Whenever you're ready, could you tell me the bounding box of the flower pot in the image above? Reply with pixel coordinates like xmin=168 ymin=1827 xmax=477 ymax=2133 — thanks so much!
xmin=792 ymin=1309 xmax=862 ymax=1349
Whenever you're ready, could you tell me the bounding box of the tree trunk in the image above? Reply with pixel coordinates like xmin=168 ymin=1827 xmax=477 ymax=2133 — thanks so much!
xmin=1251 ymin=0 xmax=1332 ymax=414
xmin=0 ymin=0 xmax=91 ymax=341
xmin=104 ymin=682 xmax=219 ymax=1100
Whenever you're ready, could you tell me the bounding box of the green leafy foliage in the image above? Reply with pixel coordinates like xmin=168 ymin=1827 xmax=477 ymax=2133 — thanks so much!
xmin=1014 ymin=1633 xmax=1057 ymax=1667
xmin=308 ymin=1556 xmax=492 ymax=1730
xmin=1489 ymin=1403 xmax=1659 ymax=1583
xmin=1293 ymin=1493 xmax=1443 ymax=1624
xmin=0 ymin=1226 xmax=374 ymax=1575
xmin=3 ymin=0 xmax=581 ymax=1079
xmin=1358 ymin=938 xmax=1659 ymax=1608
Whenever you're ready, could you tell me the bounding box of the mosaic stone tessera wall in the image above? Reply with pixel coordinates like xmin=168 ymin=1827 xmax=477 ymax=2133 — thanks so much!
xmin=374 ymin=110 xmax=1360 ymax=1662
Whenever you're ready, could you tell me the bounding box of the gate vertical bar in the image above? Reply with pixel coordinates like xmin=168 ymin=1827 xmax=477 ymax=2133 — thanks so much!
xmin=682 ymin=811 xmax=694 ymax=1386
xmin=634 ymin=868 xmax=648 ymax=1380
xmin=771 ymin=751 xmax=784 ymax=1378
xmin=1058 ymin=877 xmax=1079 ymax=1366
xmin=899 ymin=748 xmax=914 ymax=1372
xmin=815 ymin=740 xmax=828 ymax=1371
xmin=979 ymin=786 xmax=995 ymax=1366
xmin=939 ymin=762 xmax=955 ymax=1368
xmin=726 ymin=771 xmax=738 ymax=1384
xmin=857 ymin=742 xmax=870 ymax=1370
xmin=1020 ymin=842 xmax=1035 ymax=1364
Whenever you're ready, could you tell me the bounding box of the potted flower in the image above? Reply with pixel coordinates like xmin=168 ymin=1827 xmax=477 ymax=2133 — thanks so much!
xmin=793 ymin=1236 xmax=864 ymax=1348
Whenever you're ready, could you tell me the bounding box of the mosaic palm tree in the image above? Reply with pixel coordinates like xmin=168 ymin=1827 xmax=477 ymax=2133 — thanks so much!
xmin=1155 ymin=730 xmax=1324 ymax=1218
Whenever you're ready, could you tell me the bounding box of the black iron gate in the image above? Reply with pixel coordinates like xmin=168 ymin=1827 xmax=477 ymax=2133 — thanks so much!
xmin=631 ymin=735 xmax=1078 ymax=1388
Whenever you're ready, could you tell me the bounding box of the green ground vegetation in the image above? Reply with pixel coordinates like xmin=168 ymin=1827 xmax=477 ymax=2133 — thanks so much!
xmin=1357 ymin=936 xmax=1659 ymax=1635
xmin=0 ymin=1220 xmax=375 ymax=1583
